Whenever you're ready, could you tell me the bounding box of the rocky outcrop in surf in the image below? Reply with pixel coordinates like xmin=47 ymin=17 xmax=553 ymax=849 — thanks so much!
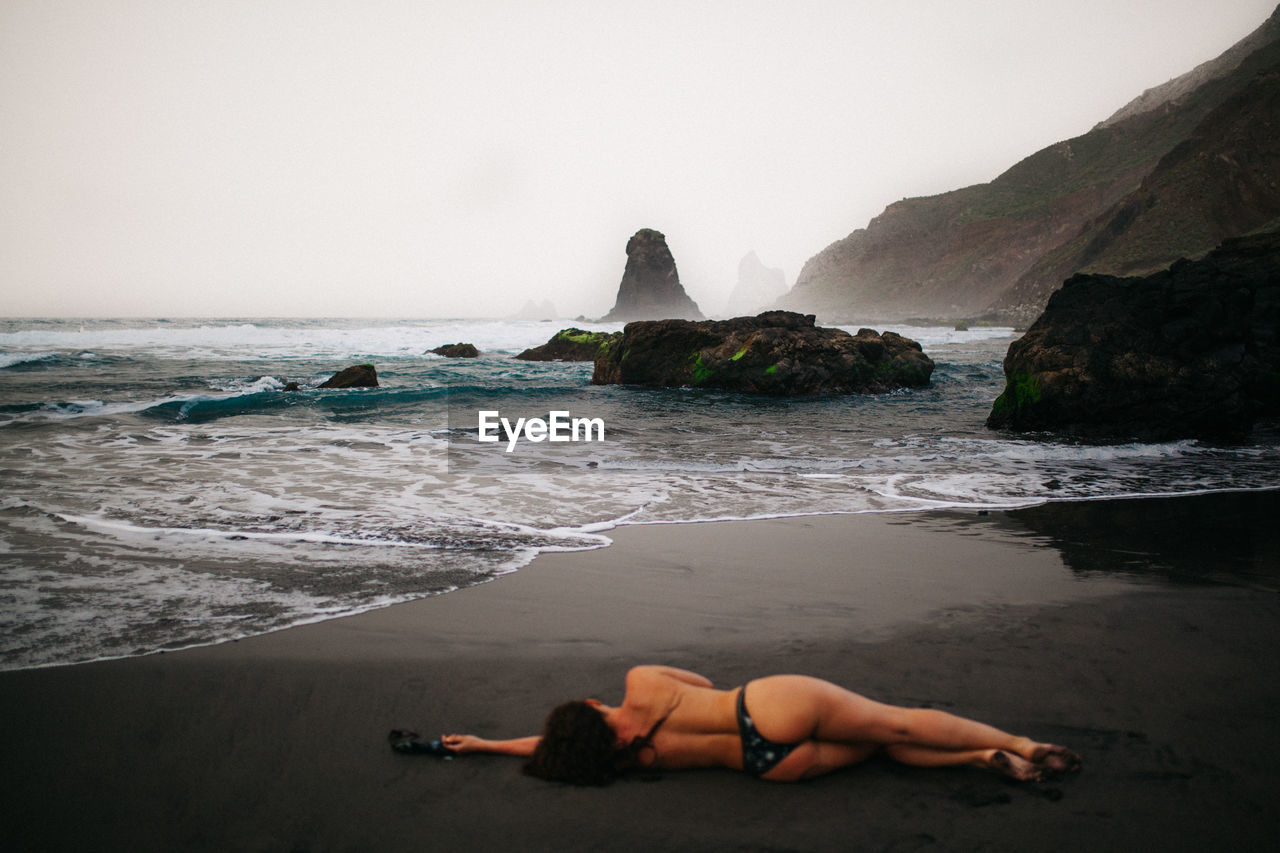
xmin=319 ymin=364 xmax=378 ymax=388
xmin=514 ymin=328 xmax=621 ymax=361
xmin=601 ymin=229 xmax=703 ymax=322
xmin=591 ymin=311 xmax=933 ymax=396
xmin=430 ymin=343 xmax=480 ymax=358
xmin=987 ymin=229 xmax=1280 ymax=440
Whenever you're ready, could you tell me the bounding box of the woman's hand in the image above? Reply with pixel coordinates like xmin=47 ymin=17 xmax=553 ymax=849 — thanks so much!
xmin=441 ymin=734 xmax=541 ymax=756
xmin=441 ymin=734 xmax=486 ymax=753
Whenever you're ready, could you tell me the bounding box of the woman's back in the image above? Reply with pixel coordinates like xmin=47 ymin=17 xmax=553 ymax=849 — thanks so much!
xmin=616 ymin=666 xmax=743 ymax=770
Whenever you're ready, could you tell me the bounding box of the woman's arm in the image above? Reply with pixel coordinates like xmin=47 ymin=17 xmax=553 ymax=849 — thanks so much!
xmin=441 ymin=734 xmax=540 ymax=756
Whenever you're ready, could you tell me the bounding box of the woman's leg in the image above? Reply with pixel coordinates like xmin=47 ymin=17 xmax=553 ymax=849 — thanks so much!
xmin=761 ymin=740 xmax=880 ymax=782
xmin=745 ymin=675 xmax=1079 ymax=779
xmin=881 ymin=744 xmax=1044 ymax=780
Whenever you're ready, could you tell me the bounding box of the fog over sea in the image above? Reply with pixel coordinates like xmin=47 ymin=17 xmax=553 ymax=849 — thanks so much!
xmin=2 ymin=317 xmax=1277 ymax=670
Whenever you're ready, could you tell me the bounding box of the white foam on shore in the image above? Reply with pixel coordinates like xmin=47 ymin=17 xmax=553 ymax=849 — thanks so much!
xmin=56 ymin=512 xmax=452 ymax=549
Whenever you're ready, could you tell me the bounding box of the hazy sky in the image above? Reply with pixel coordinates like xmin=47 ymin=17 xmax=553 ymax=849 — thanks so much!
xmin=2 ymin=1 xmax=1275 ymax=319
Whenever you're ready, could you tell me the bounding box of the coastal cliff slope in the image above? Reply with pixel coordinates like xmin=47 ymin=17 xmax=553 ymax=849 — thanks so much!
xmin=779 ymin=6 xmax=1280 ymax=326
xmin=992 ymin=53 xmax=1280 ymax=323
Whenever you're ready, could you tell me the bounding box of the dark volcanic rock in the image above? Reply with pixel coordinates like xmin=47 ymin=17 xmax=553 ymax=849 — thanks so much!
xmin=515 ymin=328 xmax=622 ymax=362
xmin=319 ymin=364 xmax=378 ymax=388
xmin=987 ymin=229 xmax=1280 ymax=441
xmin=601 ymin=229 xmax=703 ymax=322
xmin=430 ymin=343 xmax=480 ymax=358
xmin=591 ymin=311 xmax=933 ymax=395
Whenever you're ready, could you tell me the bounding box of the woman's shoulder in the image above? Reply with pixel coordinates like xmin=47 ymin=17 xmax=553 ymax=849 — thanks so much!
xmin=626 ymin=665 xmax=716 ymax=690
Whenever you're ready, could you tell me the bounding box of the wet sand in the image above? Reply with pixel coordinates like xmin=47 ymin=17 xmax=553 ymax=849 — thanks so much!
xmin=2 ymin=491 xmax=1278 ymax=851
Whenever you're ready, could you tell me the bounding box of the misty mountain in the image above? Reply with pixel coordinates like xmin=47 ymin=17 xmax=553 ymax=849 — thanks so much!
xmin=723 ymin=251 xmax=788 ymax=318
xmin=509 ymin=299 xmax=560 ymax=321
xmin=780 ymin=6 xmax=1280 ymax=326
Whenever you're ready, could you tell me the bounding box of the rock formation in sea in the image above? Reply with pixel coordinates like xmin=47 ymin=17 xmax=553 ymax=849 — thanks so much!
xmin=430 ymin=343 xmax=480 ymax=358
xmin=986 ymin=229 xmax=1280 ymax=441
xmin=508 ymin=299 xmax=559 ymax=322
xmin=723 ymin=251 xmax=788 ymax=318
xmin=514 ymin=328 xmax=622 ymax=361
xmin=778 ymin=6 xmax=1280 ymax=326
xmin=601 ymin=229 xmax=703 ymax=322
xmin=591 ymin=311 xmax=933 ymax=396
xmin=319 ymin=364 xmax=378 ymax=388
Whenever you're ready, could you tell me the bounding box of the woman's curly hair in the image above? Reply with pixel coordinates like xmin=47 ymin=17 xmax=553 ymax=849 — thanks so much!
xmin=523 ymin=699 xmax=673 ymax=786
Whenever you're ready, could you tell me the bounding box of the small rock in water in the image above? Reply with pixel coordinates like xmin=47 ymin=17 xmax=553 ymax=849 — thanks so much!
xmin=319 ymin=364 xmax=378 ymax=388
xmin=515 ymin=329 xmax=621 ymax=362
xmin=430 ymin=343 xmax=480 ymax=358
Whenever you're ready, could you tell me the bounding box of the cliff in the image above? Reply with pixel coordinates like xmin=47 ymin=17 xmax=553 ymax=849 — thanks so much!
xmin=779 ymin=6 xmax=1280 ymax=326
xmin=992 ymin=54 xmax=1280 ymax=323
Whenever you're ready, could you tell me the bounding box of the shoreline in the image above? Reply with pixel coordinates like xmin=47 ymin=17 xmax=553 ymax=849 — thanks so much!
xmin=10 ymin=486 xmax=1277 ymax=676
xmin=3 ymin=491 xmax=1279 ymax=851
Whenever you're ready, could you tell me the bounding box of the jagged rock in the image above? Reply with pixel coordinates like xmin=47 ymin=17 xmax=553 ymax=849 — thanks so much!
xmin=601 ymin=229 xmax=703 ymax=321
xmin=724 ymin=251 xmax=788 ymax=317
xmin=319 ymin=364 xmax=378 ymax=388
xmin=515 ymin=328 xmax=622 ymax=361
xmin=282 ymin=381 xmax=301 ymax=392
xmin=987 ymin=229 xmax=1280 ymax=440
xmin=430 ymin=343 xmax=480 ymax=358
xmin=591 ymin=311 xmax=933 ymax=395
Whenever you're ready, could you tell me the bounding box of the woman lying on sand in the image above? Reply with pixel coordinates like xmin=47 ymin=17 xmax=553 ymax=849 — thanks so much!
xmin=393 ymin=665 xmax=1081 ymax=786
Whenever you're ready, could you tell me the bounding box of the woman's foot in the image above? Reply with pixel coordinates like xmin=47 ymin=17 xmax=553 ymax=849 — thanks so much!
xmin=987 ymin=741 xmax=1082 ymax=781
xmin=985 ymin=749 xmax=1045 ymax=781
xmin=1029 ymin=743 xmax=1082 ymax=774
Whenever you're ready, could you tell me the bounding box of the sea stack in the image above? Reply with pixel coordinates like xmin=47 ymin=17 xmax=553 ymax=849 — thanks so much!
xmin=724 ymin=251 xmax=788 ymax=317
xmin=602 ymin=229 xmax=703 ymax=322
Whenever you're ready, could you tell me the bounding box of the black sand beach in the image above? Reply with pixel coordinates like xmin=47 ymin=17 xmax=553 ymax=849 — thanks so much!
xmin=3 ymin=491 xmax=1278 ymax=852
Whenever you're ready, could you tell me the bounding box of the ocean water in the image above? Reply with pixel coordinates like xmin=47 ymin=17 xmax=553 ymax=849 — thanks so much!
xmin=2 ymin=317 xmax=1278 ymax=670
